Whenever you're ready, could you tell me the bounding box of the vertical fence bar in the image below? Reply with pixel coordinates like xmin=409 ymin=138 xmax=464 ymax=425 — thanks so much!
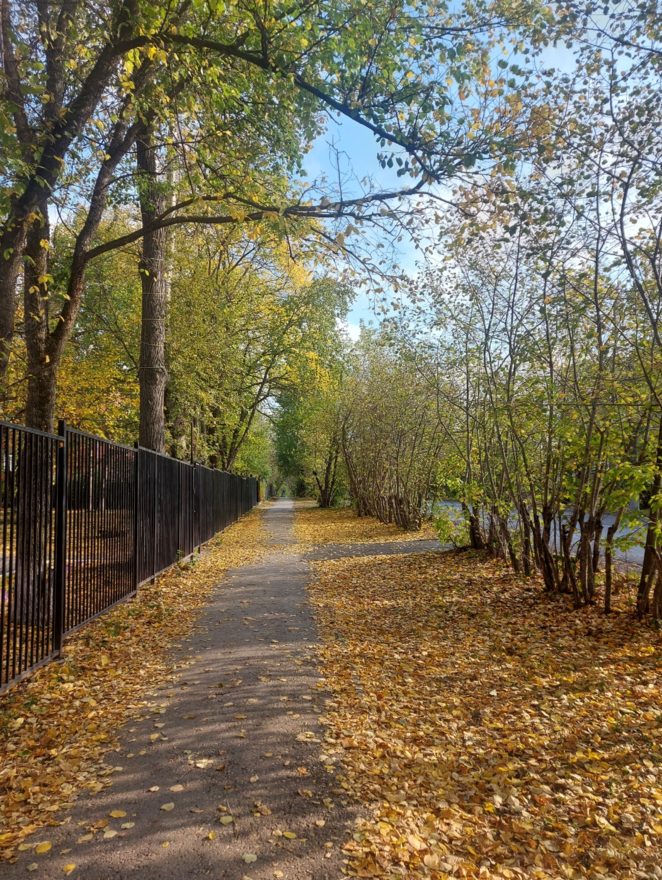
xmin=53 ymin=421 xmax=67 ymax=657
xmin=133 ymin=443 xmax=139 ymax=589
xmin=152 ymin=453 xmax=157 ymax=582
xmin=1 ymin=419 xmax=258 ymax=691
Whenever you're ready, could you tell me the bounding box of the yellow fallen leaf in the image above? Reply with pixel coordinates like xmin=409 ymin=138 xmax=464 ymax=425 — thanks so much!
xmin=63 ymin=864 xmax=76 ymax=876
xmin=407 ymin=833 xmax=425 ymax=851
xmin=0 ymin=510 xmax=269 ymax=862
xmin=220 ymin=815 xmax=234 ymax=825
xmin=109 ymin=810 xmax=126 ymax=818
xmin=35 ymin=842 xmax=52 ymax=855
xmin=160 ymin=803 xmax=175 ymax=812
xmin=242 ymin=853 xmax=257 ymax=863
xmin=283 ymin=831 xmax=297 ymax=839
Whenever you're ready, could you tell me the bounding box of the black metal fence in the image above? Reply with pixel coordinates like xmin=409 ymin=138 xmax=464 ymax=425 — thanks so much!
xmin=1 ymin=420 xmax=259 ymax=690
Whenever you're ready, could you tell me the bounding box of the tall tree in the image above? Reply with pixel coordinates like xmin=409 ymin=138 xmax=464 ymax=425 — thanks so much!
xmin=1 ymin=0 xmax=537 ymax=431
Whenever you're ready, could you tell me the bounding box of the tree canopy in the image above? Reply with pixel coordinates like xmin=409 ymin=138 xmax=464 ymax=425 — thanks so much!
xmin=1 ymin=0 xmax=661 ymax=617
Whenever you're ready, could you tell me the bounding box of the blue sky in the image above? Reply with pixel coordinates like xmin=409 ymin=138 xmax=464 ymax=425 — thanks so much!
xmin=302 ymin=41 xmax=579 ymax=340
xmin=303 ymin=116 xmax=421 ymax=339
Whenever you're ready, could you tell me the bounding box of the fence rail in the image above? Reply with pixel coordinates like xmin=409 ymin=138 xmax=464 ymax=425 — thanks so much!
xmin=0 ymin=420 xmax=259 ymax=691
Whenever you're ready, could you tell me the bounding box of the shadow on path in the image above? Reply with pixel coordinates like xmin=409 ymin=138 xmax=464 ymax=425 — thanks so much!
xmin=306 ymin=537 xmax=443 ymax=562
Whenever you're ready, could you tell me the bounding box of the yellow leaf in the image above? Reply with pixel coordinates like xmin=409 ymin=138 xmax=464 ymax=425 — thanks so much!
xmin=109 ymin=810 xmax=126 ymax=818
xmin=35 ymin=842 xmax=52 ymax=855
xmin=63 ymin=865 xmax=76 ymax=876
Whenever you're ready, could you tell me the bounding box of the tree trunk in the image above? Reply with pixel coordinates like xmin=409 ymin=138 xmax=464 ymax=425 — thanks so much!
xmin=25 ymin=364 xmax=58 ymax=433
xmin=315 ymin=438 xmax=339 ymax=508
xmin=463 ymin=502 xmax=485 ymax=549
xmin=137 ymin=131 xmax=169 ymax=453
xmin=23 ymin=199 xmax=56 ymax=432
xmin=0 ymin=227 xmax=26 ymax=382
xmin=604 ymin=509 xmax=623 ymax=615
xmin=651 ymin=555 xmax=662 ymax=625
xmin=637 ymin=416 xmax=662 ymax=617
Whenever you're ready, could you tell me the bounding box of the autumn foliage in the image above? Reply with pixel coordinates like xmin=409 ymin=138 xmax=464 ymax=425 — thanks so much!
xmin=0 ymin=509 xmax=268 ymax=862
xmin=306 ymin=516 xmax=661 ymax=879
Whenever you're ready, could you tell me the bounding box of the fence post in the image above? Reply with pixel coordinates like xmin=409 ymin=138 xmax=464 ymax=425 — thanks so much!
xmin=194 ymin=464 xmax=201 ymax=552
xmin=133 ymin=443 xmax=140 ymax=589
xmin=53 ymin=420 xmax=67 ymax=657
xmin=152 ymin=457 xmax=158 ymax=583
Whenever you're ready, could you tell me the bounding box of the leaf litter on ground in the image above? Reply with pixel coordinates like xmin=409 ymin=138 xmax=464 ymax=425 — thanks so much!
xmin=294 ymin=504 xmax=437 ymax=548
xmin=0 ymin=507 xmax=269 ymax=861
xmin=304 ymin=522 xmax=661 ymax=880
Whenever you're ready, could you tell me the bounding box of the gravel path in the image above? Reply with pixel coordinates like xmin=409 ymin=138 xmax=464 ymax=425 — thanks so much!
xmin=5 ymin=500 xmax=356 ymax=880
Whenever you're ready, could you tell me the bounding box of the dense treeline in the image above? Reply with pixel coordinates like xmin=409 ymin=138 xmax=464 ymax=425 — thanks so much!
xmin=276 ymin=2 xmax=662 ymax=620
xmin=0 ymin=0 xmax=535 ymax=445
xmin=2 ymin=2 xmax=660 ymax=615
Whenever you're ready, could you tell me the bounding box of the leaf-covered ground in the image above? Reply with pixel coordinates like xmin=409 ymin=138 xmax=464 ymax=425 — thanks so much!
xmin=0 ymin=507 xmax=268 ymax=861
xmin=307 ymin=542 xmax=661 ymax=879
xmin=294 ymin=504 xmax=437 ymax=548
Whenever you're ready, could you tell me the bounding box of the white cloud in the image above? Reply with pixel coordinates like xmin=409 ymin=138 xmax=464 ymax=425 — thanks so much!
xmin=337 ymin=318 xmax=362 ymax=342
